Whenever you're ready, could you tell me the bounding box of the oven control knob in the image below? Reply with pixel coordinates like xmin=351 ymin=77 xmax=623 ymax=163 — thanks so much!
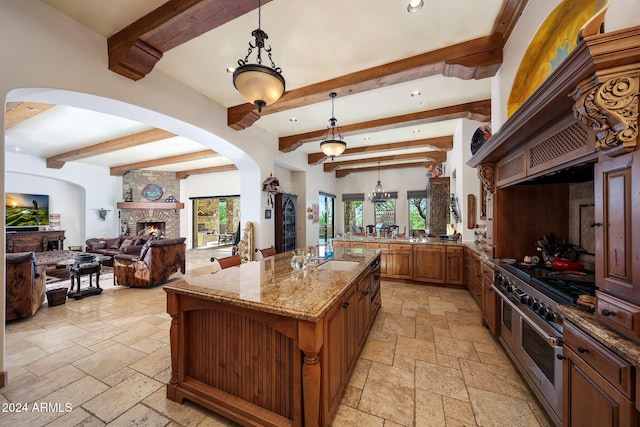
xmin=538 ymin=305 xmax=548 ymax=316
xmin=520 ymin=295 xmax=530 ymax=304
xmin=545 ymin=311 xmax=558 ymax=322
xmin=532 ymin=300 xmax=541 ymax=310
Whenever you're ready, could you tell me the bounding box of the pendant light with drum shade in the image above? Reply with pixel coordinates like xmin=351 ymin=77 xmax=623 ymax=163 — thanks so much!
xmin=232 ymin=0 xmax=285 ymax=112
xmin=320 ymin=92 xmax=347 ymax=160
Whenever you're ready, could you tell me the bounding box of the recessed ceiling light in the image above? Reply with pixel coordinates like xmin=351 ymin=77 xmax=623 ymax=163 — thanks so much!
xmin=226 ymin=67 xmax=235 ymax=74
xmin=363 ymin=136 xmax=371 ymax=141
xmin=407 ymin=0 xmax=424 ymax=13
xmin=410 ymin=91 xmax=421 ymax=97
xmin=289 ymin=117 xmax=298 ymax=122
xmin=413 ymin=129 xmax=420 ymax=133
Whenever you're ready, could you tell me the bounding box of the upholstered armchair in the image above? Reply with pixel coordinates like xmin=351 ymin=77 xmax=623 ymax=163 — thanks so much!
xmin=6 ymin=252 xmax=47 ymax=321
xmin=113 ymin=238 xmax=186 ymax=287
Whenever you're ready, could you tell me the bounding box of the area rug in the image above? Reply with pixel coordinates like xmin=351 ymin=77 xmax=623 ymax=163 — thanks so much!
xmin=45 ymin=266 xmax=116 ymax=293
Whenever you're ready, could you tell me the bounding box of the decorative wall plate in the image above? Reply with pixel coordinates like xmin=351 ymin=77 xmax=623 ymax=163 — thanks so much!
xmin=142 ymin=183 xmax=163 ymax=201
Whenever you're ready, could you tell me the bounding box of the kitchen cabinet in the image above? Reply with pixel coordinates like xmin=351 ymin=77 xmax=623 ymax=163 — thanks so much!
xmin=274 ymin=193 xmax=297 ymax=253
xmin=356 ymin=271 xmax=371 ymax=349
xmin=594 ymin=150 xmax=640 ymax=341
xmin=481 ymin=261 xmax=498 ymax=335
xmin=413 ymin=245 xmax=446 ymax=283
xmin=386 ymin=243 xmax=413 ymax=280
xmin=323 ymin=272 xmax=365 ymax=420
xmin=445 ymin=246 xmax=464 ymax=285
xmin=562 ymin=321 xmax=637 ymax=427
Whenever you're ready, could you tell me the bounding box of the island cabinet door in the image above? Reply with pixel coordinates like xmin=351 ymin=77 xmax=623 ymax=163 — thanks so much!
xmin=357 ymin=273 xmax=371 ymax=348
xmin=323 ymin=299 xmax=345 ymax=419
xmin=413 ymin=245 xmax=446 ymax=283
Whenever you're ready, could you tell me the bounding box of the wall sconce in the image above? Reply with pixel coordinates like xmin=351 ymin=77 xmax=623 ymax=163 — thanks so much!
xmin=97 ymin=208 xmax=110 ymax=221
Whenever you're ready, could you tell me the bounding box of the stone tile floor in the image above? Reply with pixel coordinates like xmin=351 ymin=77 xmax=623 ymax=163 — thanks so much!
xmin=1 ymin=248 xmax=552 ymax=426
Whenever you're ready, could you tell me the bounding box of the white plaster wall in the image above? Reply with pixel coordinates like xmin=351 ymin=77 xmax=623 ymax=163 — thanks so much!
xmin=180 ymin=170 xmax=242 ymax=249
xmin=6 ymin=152 xmax=120 ymax=246
xmin=449 ymin=120 xmax=485 ymax=242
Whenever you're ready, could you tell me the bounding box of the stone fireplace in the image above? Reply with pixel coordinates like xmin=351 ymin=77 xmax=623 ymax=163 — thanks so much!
xmin=119 ymin=171 xmax=182 ymax=239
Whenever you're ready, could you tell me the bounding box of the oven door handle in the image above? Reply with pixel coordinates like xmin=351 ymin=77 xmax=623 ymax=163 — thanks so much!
xmin=491 ymin=285 xmax=563 ymax=346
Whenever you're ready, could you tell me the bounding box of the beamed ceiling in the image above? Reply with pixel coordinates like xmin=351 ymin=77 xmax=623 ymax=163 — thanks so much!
xmin=5 ymin=0 xmax=528 ymax=179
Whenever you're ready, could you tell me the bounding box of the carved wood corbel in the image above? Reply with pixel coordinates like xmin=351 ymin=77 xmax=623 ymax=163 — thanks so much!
xmin=477 ymin=163 xmax=495 ymax=194
xmin=572 ymin=66 xmax=639 ymax=156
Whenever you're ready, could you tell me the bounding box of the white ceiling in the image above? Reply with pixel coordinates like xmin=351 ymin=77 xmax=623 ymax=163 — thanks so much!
xmin=6 ymin=0 xmax=502 ymax=172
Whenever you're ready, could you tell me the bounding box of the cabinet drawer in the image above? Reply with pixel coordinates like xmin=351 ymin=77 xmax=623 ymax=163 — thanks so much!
xmin=369 ymin=243 xmax=390 ymax=250
xmin=564 ymin=321 xmax=633 ymax=398
xmin=333 ymin=241 xmax=351 ymax=248
xmin=482 ymin=262 xmax=494 ymax=281
xmin=351 ymin=242 xmax=370 ymax=249
xmin=595 ymin=290 xmax=640 ymax=341
xmin=388 ymin=244 xmax=412 ymax=251
xmin=446 ymin=246 xmax=463 ymax=255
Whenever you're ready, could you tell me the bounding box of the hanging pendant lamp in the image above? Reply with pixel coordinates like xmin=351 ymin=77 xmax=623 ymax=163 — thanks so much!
xmin=232 ymin=0 xmax=285 ymax=112
xmin=320 ymin=92 xmax=347 ymax=160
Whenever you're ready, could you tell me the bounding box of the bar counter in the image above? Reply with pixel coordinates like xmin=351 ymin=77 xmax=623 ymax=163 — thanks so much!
xmin=165 ymin=248 xmax=381 ymax=426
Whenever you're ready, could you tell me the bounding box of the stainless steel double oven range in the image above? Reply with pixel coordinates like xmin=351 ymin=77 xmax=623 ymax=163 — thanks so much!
xmin=493 ymin=262 xmax=595 ymax=427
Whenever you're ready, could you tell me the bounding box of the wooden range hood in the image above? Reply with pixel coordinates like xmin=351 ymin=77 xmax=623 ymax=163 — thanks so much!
xmin=468 ymin=24 xmax=640 ymax=191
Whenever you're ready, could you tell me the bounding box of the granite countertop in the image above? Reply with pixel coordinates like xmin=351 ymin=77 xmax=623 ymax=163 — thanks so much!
xmin=164 ymin=248 xmax=379 ymax=323
xmin=558 ymin=305 xmax=640 ymax=366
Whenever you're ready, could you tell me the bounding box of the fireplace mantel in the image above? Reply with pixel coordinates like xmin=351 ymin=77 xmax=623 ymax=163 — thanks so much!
xmin=117 ymin=202 xmax=184 ymax=210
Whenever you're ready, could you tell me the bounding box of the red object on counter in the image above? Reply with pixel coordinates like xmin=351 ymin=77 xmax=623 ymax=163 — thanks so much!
xmin=551 ymin=257 xmax=584 ymax=271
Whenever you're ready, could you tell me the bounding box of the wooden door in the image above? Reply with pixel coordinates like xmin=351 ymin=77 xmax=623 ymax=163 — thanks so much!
xmin=413 ymin=245 xmax=445 ymax=283
xmin=482 ymin=276 xmax=499 ymax=335
xmin=344 ymin=287 xmax=358 ymax=376
xmin=323 ymin=300 xmax=345 ymax=419
xmin=595 ymin=151 xmax=640 ymax=304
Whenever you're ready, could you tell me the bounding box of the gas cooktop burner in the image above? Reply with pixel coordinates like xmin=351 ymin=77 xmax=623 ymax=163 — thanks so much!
xmin=505 ymin=263 xmax=596 ymax=304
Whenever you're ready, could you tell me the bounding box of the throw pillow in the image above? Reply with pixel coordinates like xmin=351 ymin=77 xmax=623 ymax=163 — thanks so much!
xmin=120 ymin=239 xmax=134 ymax=248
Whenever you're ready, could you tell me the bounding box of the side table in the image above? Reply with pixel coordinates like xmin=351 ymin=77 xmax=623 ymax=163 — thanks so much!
xmin=68 ymin=260 xmax=105 ymax=299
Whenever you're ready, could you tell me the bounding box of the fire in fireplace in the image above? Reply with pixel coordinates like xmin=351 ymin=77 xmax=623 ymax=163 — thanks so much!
xmin=136 ymin=222 xmax=165 ymax=237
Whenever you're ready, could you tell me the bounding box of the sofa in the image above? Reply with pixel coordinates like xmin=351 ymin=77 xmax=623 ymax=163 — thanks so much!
xmin=113 ymin=237 xmax=186 ymax=288
xmin=6 ymin=252 xmax=47 ymax=321
xmin=86 ymin=235 xmax=153 ymax=266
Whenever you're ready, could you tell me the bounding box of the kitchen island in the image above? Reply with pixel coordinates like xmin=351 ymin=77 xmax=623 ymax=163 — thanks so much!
xmin=164 ymin=248 xmax=381 ymax=427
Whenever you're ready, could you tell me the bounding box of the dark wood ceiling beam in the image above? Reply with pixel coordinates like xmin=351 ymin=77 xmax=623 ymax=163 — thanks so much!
xmin=107 ymin=0 xmax=272 ymax=80
xmin=492 ymin=0 xmax=529 ymax=45
xmin=46 ymin=129 xmax=175 ymax=169
xmin=110 ymin=149 xmax=219 ymax=176
xmin=335 ymin=161 xmax=437 ymax=178
xmin=308 ymin=136 xmax=453 ymax=165
xmin=281 ymin=100 xmax=490 ymax=152
xmin=5 ymin=102 xmax=55 ymax=130
xmin=176 ymin=164 xmax=237 ymax=180
xmin=229 ymin=36 xmax=501 ymax=129
xmin=324 ymin=151 xmax=447 ymax=172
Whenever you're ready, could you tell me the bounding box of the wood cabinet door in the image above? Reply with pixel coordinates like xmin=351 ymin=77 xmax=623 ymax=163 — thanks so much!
xmin=344 ymin=287 xmax=358 ymax=376
xmin=388 ymin=250 xmax=413 ymax=279
xmin=323 ymin=300 xmax=345 ymax=418
xmin=445 ymin=246 xmax=464 ymax=285
xmin=482 ymin=276 xmax=499 ymax=335
xmin=563 ymin=346 xmax=637 ymax=427
xmin=413 ymin=245 xmax=446 ymax=283
xmin=356 ymin=275 xmax=371 ymax=349
xmin=595 ymin=151 xmax=640 ymax=303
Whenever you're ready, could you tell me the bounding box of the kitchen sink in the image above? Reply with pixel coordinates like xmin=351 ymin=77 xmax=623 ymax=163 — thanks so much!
xmin=316 ymin=260 xmax=360 ymax=271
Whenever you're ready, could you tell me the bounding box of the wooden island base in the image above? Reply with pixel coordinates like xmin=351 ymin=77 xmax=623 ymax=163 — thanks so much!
xmin=165 ymin=250 xmax=381 ymax=426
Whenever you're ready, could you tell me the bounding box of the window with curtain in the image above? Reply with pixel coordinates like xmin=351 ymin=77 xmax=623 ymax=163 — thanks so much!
xmin=407 ymin=190 xmax=428 ymax=236
xmin=343 ymin=193 xmax=364 ymax=234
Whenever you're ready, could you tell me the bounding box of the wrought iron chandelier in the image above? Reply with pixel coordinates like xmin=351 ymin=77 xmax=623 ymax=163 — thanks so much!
xmin=320 ymin=92 xmax=347 ymax=160
xmin=232 ymin=0 xmax=285 ymax=112
xmin=367 ymin=163 xmax=390 ymax=203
